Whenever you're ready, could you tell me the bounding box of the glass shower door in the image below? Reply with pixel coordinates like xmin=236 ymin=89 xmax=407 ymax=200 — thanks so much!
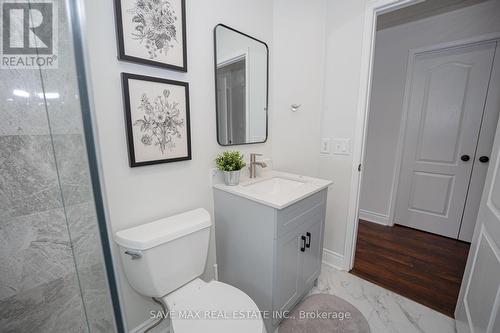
xmin=0 ymin=0 xmax=122 ymax=332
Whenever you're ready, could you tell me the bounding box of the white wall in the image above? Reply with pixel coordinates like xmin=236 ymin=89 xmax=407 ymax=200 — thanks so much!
xmin=272 ymin=0 xmax=326 ymax=177
xmin=272 ymin=0 xmax=369 ymax=268
xmin=360 ymin=0 xmax=500 ymax=223
xmin=83 ymin=0 xmax=273 ymax=330
xmin=82 ymin=0 xmax=500 ymax=329
xmin=272 ymin=0 xmax=355 ymax=265
xmin=318 ymin=0 xmax=367 ymax=260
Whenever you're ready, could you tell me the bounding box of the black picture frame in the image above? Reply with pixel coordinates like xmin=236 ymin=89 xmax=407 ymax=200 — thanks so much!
xmin=121 ymin=73 xmax=191 ymax=167
xmin=214 ymin=24 xmax=269 ymax=146
xmin=114 ymin=0 xmax=188 ymax=72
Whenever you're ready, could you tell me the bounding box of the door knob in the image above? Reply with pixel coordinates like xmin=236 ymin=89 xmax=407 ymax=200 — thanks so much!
xmin=461 ymin=155 xmax=470 ymax=162
xmin=479 ymin=156 xmax=489 ymax=163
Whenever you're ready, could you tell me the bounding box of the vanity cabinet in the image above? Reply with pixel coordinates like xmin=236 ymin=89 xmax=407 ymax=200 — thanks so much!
xmin=275 ymin=210 xmax=323 ymax=317
xmin=213 ymin=188 xmax=327 ymax=332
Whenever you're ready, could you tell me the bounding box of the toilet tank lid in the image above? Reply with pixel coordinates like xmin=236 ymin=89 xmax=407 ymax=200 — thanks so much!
xmin=114 ymin=208 xmax=211 ymax=250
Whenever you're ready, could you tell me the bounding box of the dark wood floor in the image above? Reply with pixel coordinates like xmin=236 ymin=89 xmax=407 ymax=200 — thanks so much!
xmin=351 ymin=220 xmax=470 ymax=318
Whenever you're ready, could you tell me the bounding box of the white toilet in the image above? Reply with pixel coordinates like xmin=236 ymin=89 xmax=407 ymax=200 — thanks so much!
xmin=115 ymin=208 xmax=264 ymax=333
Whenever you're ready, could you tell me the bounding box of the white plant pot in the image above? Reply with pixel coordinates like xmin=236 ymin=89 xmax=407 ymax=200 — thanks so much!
xmin=223 ymin=170 xmax=241 ymax=186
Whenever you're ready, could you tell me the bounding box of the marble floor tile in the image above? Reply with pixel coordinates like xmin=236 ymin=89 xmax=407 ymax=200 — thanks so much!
xmin=307 ymin=264 xmax=456 ymax=333
xmin=133 ymin=264 xmax=456 ymax=333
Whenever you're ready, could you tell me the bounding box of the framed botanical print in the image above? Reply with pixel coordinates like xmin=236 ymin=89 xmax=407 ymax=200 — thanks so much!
xmin=121 ymin=73 xmax=191 ymax=167
xmin=114 ymin=0 xmax=187 ymax=72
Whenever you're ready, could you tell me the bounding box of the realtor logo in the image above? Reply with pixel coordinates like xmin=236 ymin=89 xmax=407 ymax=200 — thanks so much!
xmin=1 ymin=0 xmax=57 ymax=68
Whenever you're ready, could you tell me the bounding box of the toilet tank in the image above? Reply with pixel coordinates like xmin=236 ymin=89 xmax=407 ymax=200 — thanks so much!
xmin=115 ymin=208 xmax=212 ymax=298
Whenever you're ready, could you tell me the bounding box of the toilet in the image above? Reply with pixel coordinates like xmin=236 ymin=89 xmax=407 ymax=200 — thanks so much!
xmin=115 ymin=208 xmax=264 ymax=333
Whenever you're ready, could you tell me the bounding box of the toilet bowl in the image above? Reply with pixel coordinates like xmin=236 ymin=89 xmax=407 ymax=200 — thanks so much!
xmin=115 ymin=208 xmax=264 ymax=333
xmin=164 ymin=278 xmax=264 ymax=333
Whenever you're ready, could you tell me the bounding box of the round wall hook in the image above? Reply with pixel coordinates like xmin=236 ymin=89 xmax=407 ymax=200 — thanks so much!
xmin=290 ymin=104 xmax=302 ymax=112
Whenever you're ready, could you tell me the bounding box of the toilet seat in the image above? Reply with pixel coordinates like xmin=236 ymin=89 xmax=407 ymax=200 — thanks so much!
xmin=163 ymin=279 xmax=264 ymax=333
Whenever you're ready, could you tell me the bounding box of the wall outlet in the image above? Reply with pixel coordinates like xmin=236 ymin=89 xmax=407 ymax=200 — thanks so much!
xmin=320 ymin=138 xmax=331 ymax=154
xmin=332 ymin=138 xmax=351 ymax=155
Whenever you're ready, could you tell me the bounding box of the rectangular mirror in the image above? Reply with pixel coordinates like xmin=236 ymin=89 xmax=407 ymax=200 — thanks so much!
xmin=214 ymin=24 xmax=269 ymax=146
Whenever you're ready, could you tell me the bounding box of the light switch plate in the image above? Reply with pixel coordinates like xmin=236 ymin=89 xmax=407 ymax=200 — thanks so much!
xmin=332 ymin=138 xmax=351 ymax=155
xmin=320 ymin=138 xmax=331 ymax=154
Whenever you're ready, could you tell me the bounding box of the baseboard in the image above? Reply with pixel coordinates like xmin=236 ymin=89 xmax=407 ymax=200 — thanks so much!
xmin=129 ymin=318 xmax=170 ymax=333
xmin=359 ymin=209 xmax=390 ymax=226
xmin=129 ymin=318 xmax=154 ymax=333
xmin=322 ymin=248 xmax=345 ymax=270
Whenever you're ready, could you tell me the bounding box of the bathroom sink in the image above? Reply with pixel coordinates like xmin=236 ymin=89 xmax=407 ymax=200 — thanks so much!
xmin=242 ymin=176 xmax=306 ymax=196
xmin=213 ymin=171 xmax=332 ymax=209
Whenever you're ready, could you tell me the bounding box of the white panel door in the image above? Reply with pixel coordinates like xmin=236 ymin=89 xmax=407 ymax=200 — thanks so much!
xmin=460 ymin=43 xmax=500 ymax=242
xmin=455 ymin=81 xmax=500 ymax=333
xmin=395 ymin=42 xmax=496 ymax=238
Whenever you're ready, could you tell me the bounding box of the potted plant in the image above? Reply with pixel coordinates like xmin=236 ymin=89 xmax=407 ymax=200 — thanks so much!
xmin=215 ymin=151 xmax=246 ymax=186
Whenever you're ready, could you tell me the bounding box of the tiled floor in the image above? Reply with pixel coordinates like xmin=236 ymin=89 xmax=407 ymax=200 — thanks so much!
xmin=309 ymin=264 xmax=456 ymax=333
xmin=146 ymin=264 xmax=456 ymax=333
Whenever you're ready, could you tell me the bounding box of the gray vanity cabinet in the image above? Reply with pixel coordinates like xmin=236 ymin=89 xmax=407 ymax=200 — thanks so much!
xmin=301 ymin=218 xmax=323 ymax=287
xmin=213 ymin=188 xmax=327 ymax=332
xmin=274 ymin=225 xmax=302 ymax=314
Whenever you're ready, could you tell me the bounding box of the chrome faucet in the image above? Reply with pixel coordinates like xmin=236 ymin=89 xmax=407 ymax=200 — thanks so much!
xmin=249 ymin=153 xmax=267 ymax=178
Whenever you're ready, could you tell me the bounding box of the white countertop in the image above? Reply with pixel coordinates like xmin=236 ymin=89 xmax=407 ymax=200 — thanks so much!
xmin=213 ymin=170 xmax=333 ymax=210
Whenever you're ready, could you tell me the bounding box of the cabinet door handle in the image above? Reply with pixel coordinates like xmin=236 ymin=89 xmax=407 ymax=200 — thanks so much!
xmin=306 ymin=232 xmax=311 ymax=248
xmin=300 ymin=236 xmax=306 ymax=252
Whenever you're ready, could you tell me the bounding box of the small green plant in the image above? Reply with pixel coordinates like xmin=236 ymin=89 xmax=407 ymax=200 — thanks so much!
xmin=215 ymin=151 xmax=246 ymax=172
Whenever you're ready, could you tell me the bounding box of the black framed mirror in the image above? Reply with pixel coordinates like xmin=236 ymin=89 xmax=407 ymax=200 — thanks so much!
xmin=214 ymin=24 xmax=269 ymax=146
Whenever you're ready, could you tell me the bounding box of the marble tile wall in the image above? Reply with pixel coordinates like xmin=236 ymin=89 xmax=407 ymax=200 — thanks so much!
xmin=41 ymin=0 xmax=117 ymax=331
xmin=0 ymin=134 xmax=90 ymax=332
xmin=0 ymin=0 xmax=117 ymax=332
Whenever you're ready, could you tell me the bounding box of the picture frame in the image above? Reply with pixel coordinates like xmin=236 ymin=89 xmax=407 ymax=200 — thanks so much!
xmin=121 ymin=73 xmax=191 ymax=167
xmin=114 ymin=0 xmax=188 ymax=72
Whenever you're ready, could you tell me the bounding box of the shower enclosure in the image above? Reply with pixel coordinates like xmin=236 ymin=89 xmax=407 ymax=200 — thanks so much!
xmin=0 ymin=0 xmax=123 ymax=332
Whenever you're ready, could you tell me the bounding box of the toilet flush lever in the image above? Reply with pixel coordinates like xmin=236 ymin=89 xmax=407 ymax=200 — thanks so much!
xmin=125 ymin=250 xmax=143 ymax=260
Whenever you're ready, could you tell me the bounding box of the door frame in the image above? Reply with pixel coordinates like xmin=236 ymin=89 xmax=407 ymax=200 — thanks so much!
xmin=344 ymin=0 xmax=500 ymax=270
xmin=389 ymin=34 xmax=500 ymax=229
xmin=217 ymin=49 xmax=251 ymax=143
